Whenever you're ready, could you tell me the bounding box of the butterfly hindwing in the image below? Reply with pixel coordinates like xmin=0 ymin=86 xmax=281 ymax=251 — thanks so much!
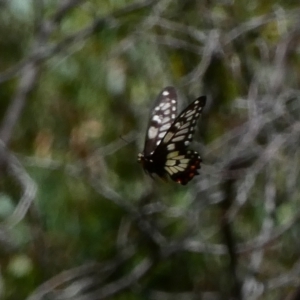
xmin=164 ymin=150 xmax=202 ymax=185
xmin=143 ymin=86 xmax=177 ymax=156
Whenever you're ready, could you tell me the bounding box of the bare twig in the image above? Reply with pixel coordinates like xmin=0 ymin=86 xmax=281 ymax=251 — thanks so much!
xmin=0 ymin=140 xmax=37 ymax=229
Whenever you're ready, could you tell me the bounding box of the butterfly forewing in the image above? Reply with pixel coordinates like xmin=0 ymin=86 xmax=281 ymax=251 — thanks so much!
xmin=143 ymin=86 xmax=177 ymax=156
xmin=165 ymin=150 xmax=202 ymax=185
xmin=159 ymin=96 xmax=206 ymax=150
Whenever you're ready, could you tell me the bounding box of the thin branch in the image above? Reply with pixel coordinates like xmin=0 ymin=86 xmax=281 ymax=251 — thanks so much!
xmin=0 ymin=140 xmax=37 ymax=229
xmin=26 ymin=249 xmax=135 ymax=300
xmin=78 ymin=258 xmax=152 ymax=300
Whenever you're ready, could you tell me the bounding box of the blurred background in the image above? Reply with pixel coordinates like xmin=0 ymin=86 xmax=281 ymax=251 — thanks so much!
xmin=1 ymin=0 xmax=300 ymax=299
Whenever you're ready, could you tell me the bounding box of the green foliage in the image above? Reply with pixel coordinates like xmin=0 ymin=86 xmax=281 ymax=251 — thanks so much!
xmin=1 ymin=0 xmax=300 ymax=299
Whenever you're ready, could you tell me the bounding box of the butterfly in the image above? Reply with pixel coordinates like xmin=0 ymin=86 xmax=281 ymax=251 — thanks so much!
xmin=138 ymin=86 xmax=206 ymax=185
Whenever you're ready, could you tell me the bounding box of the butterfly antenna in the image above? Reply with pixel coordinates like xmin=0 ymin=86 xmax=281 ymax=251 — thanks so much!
xmin=119 ymin=135 xmax=130 ymax=144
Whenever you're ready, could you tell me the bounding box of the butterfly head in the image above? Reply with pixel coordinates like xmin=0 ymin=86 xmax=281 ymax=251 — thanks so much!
xmin=137 ymin=152 xmax=144 ymax=165
xmin=138 ymin=152 xmax=167 ymax=179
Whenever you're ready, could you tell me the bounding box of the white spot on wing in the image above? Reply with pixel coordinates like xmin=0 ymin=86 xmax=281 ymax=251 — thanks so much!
xmin=166 ymin=160 xmax=176 ymax=166
xmin=169 ymin=166 xmax=178 ymax=173
xmin=162 ymin=117 xmax=171 ymax=124
xmin=180 ymin=159 xmax=189 ymax=164
xmin=167 ymin=143 xmax=175 ymax=151
xmin=167 ymin=151 xmax=179 ymax=159
xmin=184 ymin=141 xmax=189 ymax=146
xmin=165 ymin=166 xmax=173 ymax=175
xmin=173 ymin=155 xmax=185 ymax=160
xmin=171 ymin=99 xmax=176 ymax=104
xmin=180 ymin=122 xmax=190 ymax=129
xmin=161 ymin=103 xmax=171 ymax=110
xmin=162 ymin=90 xmax=169 ymax=96
xmin=175 ymin=166 xmax=185 ymax=171
xmin=153 ymin=115 xmax=161 ymax=122
xmin=172 ymin=135 xmax=185 ymax=142
xmin=176 ymin=128 xmax=189 ymax=136
xmin=179 ymin=163 xmax=188 ymax=168
xmin=164 ymin=132 xmax=174 ymax=143
xmin=171 ymin=114 xmax=176 ymax=119
xmin=158 ymin=132 xmax=166 ymax=138
xmin=161 ymin=123 xmax=171 ymax=131
xmin=164 ymin=109 xmax=171 ymax=115
xmin=148 ymin=126 xmax=158 ymax=139
xmin=180 ymin=158 xmax=190 ymax=164
xmin=185 ymin=110 xmax=195 ymax=117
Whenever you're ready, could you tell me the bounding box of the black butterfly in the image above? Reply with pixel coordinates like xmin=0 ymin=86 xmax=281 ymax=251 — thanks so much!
xmin=138 ymin=86 xmax=206 ymax=185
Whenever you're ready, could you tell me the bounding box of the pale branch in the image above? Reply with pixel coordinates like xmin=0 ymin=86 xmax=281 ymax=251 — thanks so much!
xmin=77 ymin=258 xmax=152 ymax=300
xmin=26 ymin=251 xmax=135 ymax=300
xmin=0 ymin=63 xmax=38 ymax=145
xmin=0 ymin=0 xmax=158 ymax=146
xmin=0 ymin=140 xmax=37 ymax=229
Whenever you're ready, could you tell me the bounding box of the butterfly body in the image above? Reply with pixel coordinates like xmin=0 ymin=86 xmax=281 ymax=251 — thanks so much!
xmin=138 ymin=87 xmax=206 ymax=185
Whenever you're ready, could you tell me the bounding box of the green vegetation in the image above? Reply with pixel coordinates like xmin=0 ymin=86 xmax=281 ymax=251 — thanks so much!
xmin=0 ymin=1 xmax=300 ymax=299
